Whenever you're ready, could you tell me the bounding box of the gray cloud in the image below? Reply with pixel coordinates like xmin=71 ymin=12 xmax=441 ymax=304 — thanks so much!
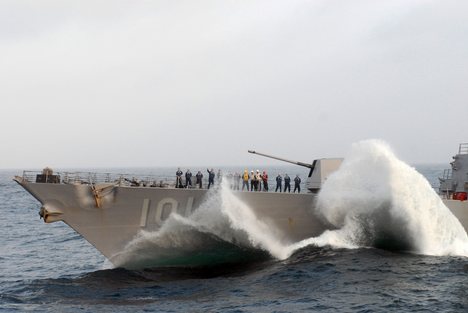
xmin=1 ymin=0 xmax=467 ymax=168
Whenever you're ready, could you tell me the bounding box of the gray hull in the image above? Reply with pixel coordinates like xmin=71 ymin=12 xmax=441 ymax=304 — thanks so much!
xmin=15 ymin=179 xmax=330 ymax=264
xmin=442 ymin=199 xmax=468 ymax=232
xmin=14 ymin=177 xmax=468 ymax=265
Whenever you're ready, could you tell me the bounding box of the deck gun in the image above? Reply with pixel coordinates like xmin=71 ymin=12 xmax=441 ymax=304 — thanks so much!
xmin=248 ymin=150 xmax=343 ymax=193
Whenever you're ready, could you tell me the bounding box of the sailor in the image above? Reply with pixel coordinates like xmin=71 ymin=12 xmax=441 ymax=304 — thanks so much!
xmin=262 ymin=170 xmax=269 ymax=191
xmin=275 ymin=174 xmax=282 ymax=192
xmin=293 ymin=174 xmax=301 ymax=193
xmin=242 ymin=169 xmax=250 ymax=191
xmin=196 ymin=171 xmax=203 ymax=188
xmin=185 ymin=169 xmax=192 ymax=188
xmin=176 ymin=168 xmax=183 ymax=188
xmin=207 ymin=168 xmax=215 ymax=189
xmin=255 ymin=170 xmax=262 ymax=191
xmin=234 ymin=172 xmax=241 ymax=190
xmin=250 ymin=170 xmax=255 ymax=191
xmin=284 ymin=174 xmax=291 ymax=193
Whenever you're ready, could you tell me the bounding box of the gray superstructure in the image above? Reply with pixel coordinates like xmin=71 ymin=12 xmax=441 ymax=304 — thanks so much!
xmin=439 ymin=143 xmax=468 ymax=196
xmin=438 ymin=143 xmax=468 ymax=229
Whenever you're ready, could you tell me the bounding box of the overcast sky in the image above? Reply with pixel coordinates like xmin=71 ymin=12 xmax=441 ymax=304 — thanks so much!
xmin=1 ymin=0 xmax=467 ymax=169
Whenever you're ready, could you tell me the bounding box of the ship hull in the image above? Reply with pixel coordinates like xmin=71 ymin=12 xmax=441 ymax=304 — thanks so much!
xmin=15 ymin=179 xmax=468 ymax=265
xmin=442 ymin=199 xmax=468 ymax=232
xmin=16 ymin=180 xmax=330 ymax=264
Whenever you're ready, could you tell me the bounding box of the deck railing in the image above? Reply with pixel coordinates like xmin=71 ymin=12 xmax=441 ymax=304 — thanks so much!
xmin=441 ymin=168 xmax=452 ymax=180
xmin=20 ymin=171 xmax=181 ymax=188
xmin=20 ymin=171 xmax=251 ymax=189
xmin=19 ymin=171 xmax=305 ymax=192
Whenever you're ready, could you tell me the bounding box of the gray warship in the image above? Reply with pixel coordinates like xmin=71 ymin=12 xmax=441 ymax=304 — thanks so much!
xmin=437 ymin=143 xmax=468 ymax=229
xmin=14 ymin=146 xmax=468 ymax=266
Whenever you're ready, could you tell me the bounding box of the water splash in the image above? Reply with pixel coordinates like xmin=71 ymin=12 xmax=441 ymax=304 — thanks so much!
xmin=294 ymin=139 xmax=468 ymax=257
xmin=111 ymin=182 xmax=284 ymax=269
xmin=112 ymin=139 xmax=468 ymax=269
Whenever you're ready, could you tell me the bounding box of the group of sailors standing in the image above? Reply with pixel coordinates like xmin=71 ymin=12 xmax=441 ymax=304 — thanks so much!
xmin=176 ymin=168 xmax=220 ymax=189
xmin=175 ymin=168 xmax=302 ymax=193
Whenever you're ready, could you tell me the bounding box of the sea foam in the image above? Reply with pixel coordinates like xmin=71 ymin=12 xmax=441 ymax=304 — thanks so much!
xmin=292 ymin=139 xmax=468 ymax=257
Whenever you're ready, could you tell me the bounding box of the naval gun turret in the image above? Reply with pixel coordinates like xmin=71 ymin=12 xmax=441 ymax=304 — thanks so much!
xmin=248 ymin=150 xmax=343 ymax=193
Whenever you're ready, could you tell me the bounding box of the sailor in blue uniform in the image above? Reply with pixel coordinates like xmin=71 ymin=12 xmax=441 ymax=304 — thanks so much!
xmin=176 ymin=168 xmax=183 ymax=188
xmin=275 ymin=174 xmax=282 ymax=192
xmin=185 ymin=169 xmax=192 ymax=188
xmin=293 ymin=174 xmax=301 ymax=193
xmin=284 ymin=174 xmax=291 ymax=193
xmin=196 ymin=171 xmax=203 ymax=188
xmin=207 ymin=168 xmax=215 ymax=189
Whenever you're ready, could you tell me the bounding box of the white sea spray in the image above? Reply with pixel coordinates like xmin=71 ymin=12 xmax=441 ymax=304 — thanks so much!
xmin=296 ymin=139 xmax=468 ymax=257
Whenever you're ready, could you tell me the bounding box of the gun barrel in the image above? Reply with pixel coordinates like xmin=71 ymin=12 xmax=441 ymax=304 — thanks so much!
xmin=248 ymin=150 xmax=313 ymax=168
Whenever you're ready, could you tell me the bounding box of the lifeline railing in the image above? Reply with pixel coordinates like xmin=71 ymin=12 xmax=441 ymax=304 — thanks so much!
xmin=440 ymin=168 xmax=452 ymax=180
xmin=20 ymin=171 xmax=182 ymax=188
xmin=19 ymin=170 xmax=287 ymax=191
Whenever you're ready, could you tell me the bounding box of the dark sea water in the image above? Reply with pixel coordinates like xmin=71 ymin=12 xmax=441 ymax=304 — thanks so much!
xmin=1 ymin=163 xmax=467 ymax=313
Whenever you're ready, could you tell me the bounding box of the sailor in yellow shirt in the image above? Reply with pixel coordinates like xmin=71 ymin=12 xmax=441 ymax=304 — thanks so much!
xmin=242 ymin=169 xmax=250 ymax=191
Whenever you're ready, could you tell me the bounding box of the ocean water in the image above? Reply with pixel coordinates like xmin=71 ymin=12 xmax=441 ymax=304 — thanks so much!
xmin=1 ymin=141 xmax=467 ymax=312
